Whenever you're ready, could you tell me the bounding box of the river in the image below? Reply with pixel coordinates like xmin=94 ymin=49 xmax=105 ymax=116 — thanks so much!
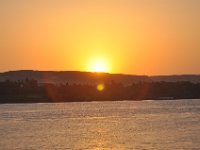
xmin=0 ymin=99 xmax=200 ymax=150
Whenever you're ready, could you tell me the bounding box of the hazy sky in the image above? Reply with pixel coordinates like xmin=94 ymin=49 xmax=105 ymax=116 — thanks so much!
xmin=0 ymin=0 xmax=200 ymax=75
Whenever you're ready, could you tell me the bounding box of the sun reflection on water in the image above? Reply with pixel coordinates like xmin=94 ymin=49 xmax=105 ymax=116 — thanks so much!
xmin=85 ymin=118 xmax=126 ymax=150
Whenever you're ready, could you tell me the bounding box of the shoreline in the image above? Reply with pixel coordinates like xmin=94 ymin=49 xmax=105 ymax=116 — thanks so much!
xmin=1 ymin=98 xmax=199 ymax=104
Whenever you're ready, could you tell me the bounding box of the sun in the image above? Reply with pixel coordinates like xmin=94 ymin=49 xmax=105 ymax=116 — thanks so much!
xmin=87 ymin=57 xmax=110 ymax=73
xmin=92 ymin=63 xmax=107 ymax=72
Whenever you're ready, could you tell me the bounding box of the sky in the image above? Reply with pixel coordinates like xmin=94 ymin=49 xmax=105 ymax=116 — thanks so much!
xmin=0 ymin=0 xmax=200 ymax=75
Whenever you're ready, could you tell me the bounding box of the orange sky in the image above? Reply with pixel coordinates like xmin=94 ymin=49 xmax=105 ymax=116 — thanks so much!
xmin=0 ymin=0 xmax=200 ymax=75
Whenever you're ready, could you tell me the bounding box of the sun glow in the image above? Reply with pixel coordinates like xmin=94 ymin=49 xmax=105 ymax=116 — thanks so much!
xmin=87 ymin=57 xmax=110 ymax=73
xmin=92 ymin=63 xmax=107 ymax=72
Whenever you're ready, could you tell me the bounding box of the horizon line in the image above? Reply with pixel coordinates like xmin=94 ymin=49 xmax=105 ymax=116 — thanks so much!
xmin=1 ymin=69 xmax=200 ymax=77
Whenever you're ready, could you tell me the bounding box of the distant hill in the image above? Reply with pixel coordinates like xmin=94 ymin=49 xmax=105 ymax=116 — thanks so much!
xmin=0 ymin=70 xmax=149 ymax=85
xmin=151 ymin=75 xmax=200 ymax=83
xmin=0 ymin=70 xmax=200 ymax=85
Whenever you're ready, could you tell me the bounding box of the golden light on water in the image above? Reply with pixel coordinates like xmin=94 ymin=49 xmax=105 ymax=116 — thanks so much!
xmin=97 ymin=84 xmax=105 ymax=91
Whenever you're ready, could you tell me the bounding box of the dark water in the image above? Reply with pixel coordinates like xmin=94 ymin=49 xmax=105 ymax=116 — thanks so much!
xmin=0 ymin=99 xmax=200 ymax=150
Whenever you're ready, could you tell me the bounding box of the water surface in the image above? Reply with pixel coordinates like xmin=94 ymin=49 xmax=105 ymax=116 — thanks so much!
xmin=0 ymin=99 xmax=200 ymax=150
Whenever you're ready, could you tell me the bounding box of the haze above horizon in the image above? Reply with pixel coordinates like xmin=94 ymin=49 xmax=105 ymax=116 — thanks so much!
xmin=0 ymin=0 xmax=200 ymax=75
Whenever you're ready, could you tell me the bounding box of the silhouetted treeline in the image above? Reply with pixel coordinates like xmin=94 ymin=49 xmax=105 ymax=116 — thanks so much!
xmin=0 ymin=79 xmax=200 ymax=103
